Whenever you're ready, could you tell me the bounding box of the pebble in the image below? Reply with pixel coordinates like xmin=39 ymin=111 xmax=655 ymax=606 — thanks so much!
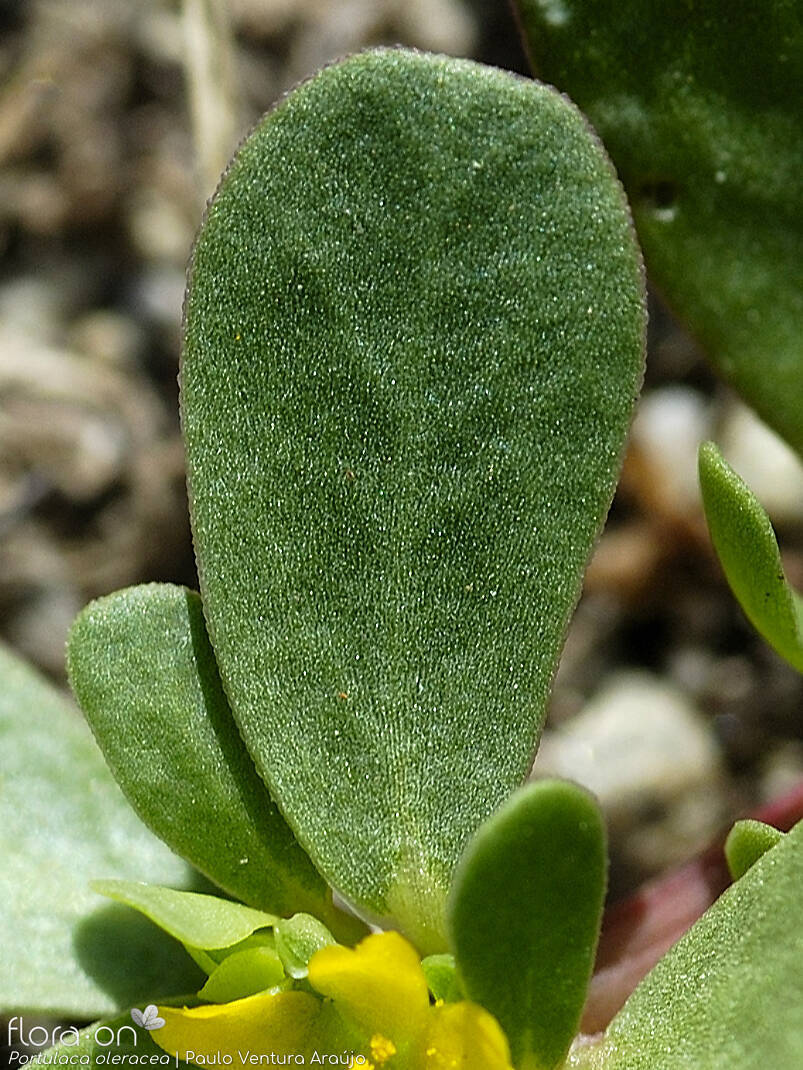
xmin=717 ymin=400 xmax=803 ymax=525
xmin=69 ymin=309 xmax=145 ymax=369
xmin=127 ymin=186 xmax=195 ymax=264
xmin=0 ymin=275 xmax=68 ymax=341
xmin=760 ymin=742 xmax=803 ymax=802
xmin=533 ymin=670 xmax=728 ymax=877
xmin=630 ymin=385 xmax=712 ymax=517
xmin=130 ymin=266 xmax=186 ymax=333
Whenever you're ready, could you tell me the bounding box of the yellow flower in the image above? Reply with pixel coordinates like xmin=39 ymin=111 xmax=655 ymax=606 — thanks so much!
xmin=308 ymin=932 xmax=430 ymax=1039
xmin=420 ymin=1002 xmax=512 ymax=1070
xmin=309 ymin=932 xmax=513 ymax=1070
xmin=153 ymin=990 xmax=325 ymax=1064
xmin=154 ymin=931 xmax=512 ymax=1070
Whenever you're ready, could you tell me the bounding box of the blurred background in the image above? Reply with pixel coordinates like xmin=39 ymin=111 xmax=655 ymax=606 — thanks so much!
xmin=1 ymin=0 xmax=801 ymax=899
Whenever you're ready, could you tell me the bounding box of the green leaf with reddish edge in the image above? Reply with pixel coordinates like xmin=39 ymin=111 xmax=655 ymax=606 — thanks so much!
xmin=515 ymin=0 xmax=803 ymax=456
xmin=699 ymin=443 xmax=803 ymax=672
xmin=181 ymin=47 xmax=645 ymax=951
xmin=0 ymin=642 xmax=202 ymax=1018
xmin=448 ymin=779 xmax=607 ymax=1070
xmin=67 ymin=583 xmax=365 ymax=941
xmin=569 ymin=820 xmax=803 ymax=1069
xmin=725 ymin=819 xmax=783 ymax=881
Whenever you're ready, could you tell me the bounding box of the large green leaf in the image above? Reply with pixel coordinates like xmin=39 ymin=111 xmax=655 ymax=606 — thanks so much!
xmin=516 ymin=1 xmax=803 ymax=455
xmin=67 ymin=584 xmax=362 ymax=940
xmin=568 ymin=819 xmax=803 ymax=1069
xmin=699 ymin=443 xmax=803 ymax=672
xmin=0 ymin=642 xmax=202 ymax=1017
xmin=449 ymin=780 xmax=607 ymax=1070
xmin=182 ymin=48 xmax=645 ymax=951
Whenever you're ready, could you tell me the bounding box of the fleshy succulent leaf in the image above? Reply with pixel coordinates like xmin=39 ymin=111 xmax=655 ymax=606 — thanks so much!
xmin=186 ymin=930 xmax=277 ymax=977
xmin=67 ymin=583 xmax=361 ymax=941
xmin=275 ymin=914 xmax=337 ymax=979
xmin=0 ymin=642 xmax=202 ymax=1017
xmin=699 ymin=442 xmax=803 ymax=672
xmin=724 ymin=819 xmax=784 ymax=881
xmin=181 ymin=47 xmax=645 ymax=950
xmin=198 ymin=946 xmax=286 ymax=1002
xmin=515 ymin=0 xmax=803 ymax=455
xmin=92 ymin=880 xmax=277 ymax=950
xmin=448 ymin=779 xmax=607 ymax=1070
xmin=422 ymin=954 xmax=464 ymax=1003
xmin=569 ymin=819 xmax=803 ymax=1069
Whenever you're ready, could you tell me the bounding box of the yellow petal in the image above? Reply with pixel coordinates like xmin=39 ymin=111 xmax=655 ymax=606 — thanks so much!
xmin=309 ymin=931 xmax=430 ymax=1039
xmin=419 ymin=1002 xmax=513 ymax=1070
xmin=153 ymin=991 xmax=322 ymax=1065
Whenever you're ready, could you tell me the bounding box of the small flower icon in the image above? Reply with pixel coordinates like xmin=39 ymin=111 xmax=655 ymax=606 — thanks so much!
xmin=131 ymin=1005 xmax=166 ymax=1031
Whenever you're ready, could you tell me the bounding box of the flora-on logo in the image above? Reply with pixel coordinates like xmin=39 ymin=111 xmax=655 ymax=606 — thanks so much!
xmin=131 ymin=1005 xmax=165 ymax=1031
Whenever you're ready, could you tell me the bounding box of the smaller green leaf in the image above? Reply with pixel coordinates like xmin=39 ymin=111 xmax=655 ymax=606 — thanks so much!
xmin=68 ymin=584 xmax=362 ymax=942
xmin=216 ymin=930 xmax=277 ymax=957
xmin=93 ymin=879 xmax=277 ymax=950
xmin=199 ymin=946 xmax=286 ymax=1002
xmin=421 ymin=954 xmax=464 ymax=1003
xmin=275 ymin=914 xmax=336 ymax=979
xmin=699 ymin=442 xmax=803 ymax=672
xmin=725 ymin=819 xmax=784 ymax=881
xmin=184 ymin=946 xmax=219 ymax=975
xmin=186 ymin=930 xmax=276 ymax=975
xmin=448 ymin=779 xmax=607 ymax=1070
